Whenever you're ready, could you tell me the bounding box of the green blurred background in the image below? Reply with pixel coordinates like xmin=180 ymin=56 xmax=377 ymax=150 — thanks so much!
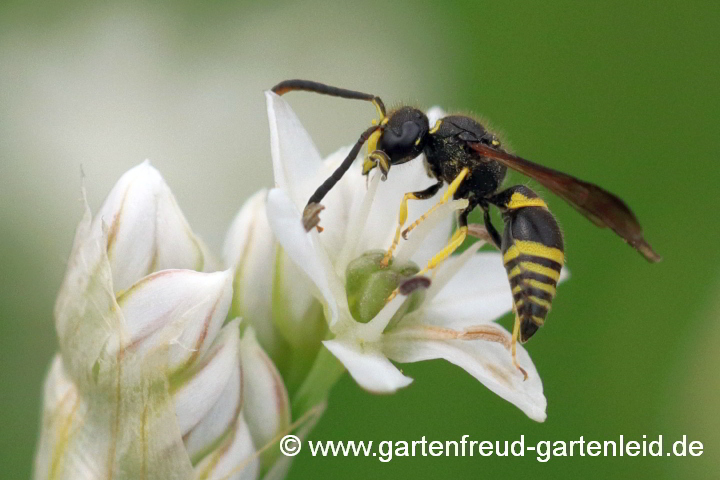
xmin=1 ymin=1 xmax=718 ymax=478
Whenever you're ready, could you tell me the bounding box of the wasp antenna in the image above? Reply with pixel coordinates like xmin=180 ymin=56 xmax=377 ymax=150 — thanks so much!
xmin=271 ymin=79 xmax=386 ymax=119
xmin=302 ymin=124 xmax=380 ymax=231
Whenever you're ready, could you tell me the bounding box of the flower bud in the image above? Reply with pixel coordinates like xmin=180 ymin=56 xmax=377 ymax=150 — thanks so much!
xmin=35 ymin=164 xmax=259 ymax=480
xmin=172 ymin=319 xmax=240 ymax=436
xmin=117 ymin=269 xmax=233 ymax=372
xmin=183 ymin=321 xmax=260 ymax=480
xmin=240 ymin=328 xmax=291 ymax=472
xmin=224 ymin=190 xmax=289 ymax=361
xmin=224 ymin=190 xmax=325 ymax=392
xmin=92 ymin=161 xmax=215 ymax=292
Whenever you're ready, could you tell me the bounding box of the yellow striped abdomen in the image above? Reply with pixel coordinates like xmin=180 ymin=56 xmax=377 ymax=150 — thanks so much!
xmin=500 ymin=190 xmax=565 ymax=343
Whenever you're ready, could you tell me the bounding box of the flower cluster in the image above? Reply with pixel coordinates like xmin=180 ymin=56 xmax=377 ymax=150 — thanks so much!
xmin=34 ymin=164 xmax=290 ymax=480
xmin=34 ymin=91 xmax=565 ymax=480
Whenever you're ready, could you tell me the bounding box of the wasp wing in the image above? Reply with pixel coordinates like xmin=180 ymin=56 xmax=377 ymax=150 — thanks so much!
xmin=468 ymin=142 xmax=661 ymax=262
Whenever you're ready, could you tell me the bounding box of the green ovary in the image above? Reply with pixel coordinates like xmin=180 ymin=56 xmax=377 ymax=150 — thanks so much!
xmin=345 ymin=250 xmax=424 ymax=324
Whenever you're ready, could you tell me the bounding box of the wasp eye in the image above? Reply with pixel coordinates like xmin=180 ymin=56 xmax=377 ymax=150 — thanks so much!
xmin=380 ymin=121 xmax=422 ymax=157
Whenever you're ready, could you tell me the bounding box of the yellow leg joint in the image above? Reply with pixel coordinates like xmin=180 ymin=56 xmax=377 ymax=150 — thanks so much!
xmin=385 ymin=224 xmax=468 ymax=304
xmin=416 ymin=225 xmax=468 ymax=276
xmin=372 ymin=101 xmax=387 ymax=123
xmin=381 ymin=192 xmax=420 ymax=267
xmin=402 ymin=167 xmax=470 ymax=239
xmin=444 ymin=167 xmax=470 ymax=201
xmin=512 ymin=314 xmax=529 ymax=381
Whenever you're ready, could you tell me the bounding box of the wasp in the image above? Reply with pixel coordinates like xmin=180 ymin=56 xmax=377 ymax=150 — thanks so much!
xmin=271 ymin=79 xmax=660 ymax=378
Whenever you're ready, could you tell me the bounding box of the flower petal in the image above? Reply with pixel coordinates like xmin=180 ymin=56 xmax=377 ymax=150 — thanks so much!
xmin=223 ymin=190 xmax=282 ymax=352
xmin=223 ymin=190 xmax=270 ymax=273
xmin=308 ymin=146 xmax=369 ymax=260
xmin=117 ymin=269 xmax=233 ymax=371
xmin=193 ymin=416 xmax=259 ymax=480
xmin=359 ymin=156 xmax=446 ymax=254
xmin=266 ymin=91 xmax=323 ymax=208
xmin=172 ymin=321 xmax=240 ymax=436
xmin=184 ymin=345 xmax=242 ymax=461
xmin=266 ymin=96 xmax=371 ymax=254
xmin=153 ymin=178 xmax=215 ymax=272
xmin=426 ymin=106 xmax=447 ymax=126
xmin=266 ymin=188 xmax=350 ymax=328
xmin=92 ymin=161 xmax=210 ymax=292
xmin=417 ymin=250 xmax=512 ymax=328
xmin=384 ymin=327 xmax=547 ymax=421
xmin=240 ymin=328 xmax=290 ymax=470
xmin=333 ymin=166 xmax=382 ymax=270
xmin=323 ymin=338 xmax=413 ymax=393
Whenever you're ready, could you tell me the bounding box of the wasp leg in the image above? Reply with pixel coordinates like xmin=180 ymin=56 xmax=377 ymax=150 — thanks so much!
xmin=401 ymin=167 xmax=470 ymax=239
xmin=385 ymin=205 xmax=470 ymax=303
xmin=417 ymin=225 xmax=468 ymax=276
xmin=386 ymin=227 xmax=467 ymax=305
xmin=384 ymin=170 xmax=471 ymax=303
xmin=511 ymin=313 xmax=529 ymax=381
xmin=483 ymin=207 xmax=502 ymax=249
xmin=465 ymin=206 xmax=502 ymax=250
xmin=381 ymin=181 xmax=443 ymax=267
xmin=413 ymin=194 xmax=474 ymax=277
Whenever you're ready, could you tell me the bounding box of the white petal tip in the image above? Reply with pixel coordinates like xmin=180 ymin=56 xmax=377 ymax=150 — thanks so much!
xmin=220 ymin=267 xmax=235 ymax=282
xmin=130 ymin=159 xmax=162 ymax=178
xmin=530 ymin=409 xmax=547 ymax=423
xmin=323 ymin=339 xmax=413 ymax=394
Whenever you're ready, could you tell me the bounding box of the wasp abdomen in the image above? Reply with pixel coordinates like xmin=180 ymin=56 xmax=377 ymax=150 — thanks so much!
xmin=496 ymin=187 xmax=565 ymax=343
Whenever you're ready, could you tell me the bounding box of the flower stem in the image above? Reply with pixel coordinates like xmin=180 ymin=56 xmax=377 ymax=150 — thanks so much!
xmin=290 ymin=345 xmax=345 ymax=419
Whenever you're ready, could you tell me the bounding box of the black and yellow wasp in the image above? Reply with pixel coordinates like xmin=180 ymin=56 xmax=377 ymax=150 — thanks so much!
xmin=271 ymin=79 xmax=660 ymax=377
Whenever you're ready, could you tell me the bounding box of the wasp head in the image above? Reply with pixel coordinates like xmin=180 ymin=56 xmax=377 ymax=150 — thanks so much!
xmin=379 ymin=107 xmax=429 ymax=164
xmin=363 ymin=107 xmax=429 ymax=177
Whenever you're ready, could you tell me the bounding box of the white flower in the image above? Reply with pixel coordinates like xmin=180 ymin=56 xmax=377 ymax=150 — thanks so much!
xmin=34 ymin=163 xmax=268 ymax=480
xmin=264 ymin=92 xmax=568 ymax=422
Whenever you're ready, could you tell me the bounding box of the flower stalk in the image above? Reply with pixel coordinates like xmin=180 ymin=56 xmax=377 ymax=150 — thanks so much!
xmin=290 ymin=346 xmax=346 ymax=420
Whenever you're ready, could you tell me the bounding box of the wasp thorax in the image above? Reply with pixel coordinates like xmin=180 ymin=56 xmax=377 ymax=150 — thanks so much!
xmin=377 ymin=107 xmax=429 ymax=165
xmin=345 ymin=250 xmax=425 ymax=324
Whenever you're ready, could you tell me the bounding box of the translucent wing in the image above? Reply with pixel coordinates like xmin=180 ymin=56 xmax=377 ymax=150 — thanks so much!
xmin=468 ymin=142 xmax=661 ymax=262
